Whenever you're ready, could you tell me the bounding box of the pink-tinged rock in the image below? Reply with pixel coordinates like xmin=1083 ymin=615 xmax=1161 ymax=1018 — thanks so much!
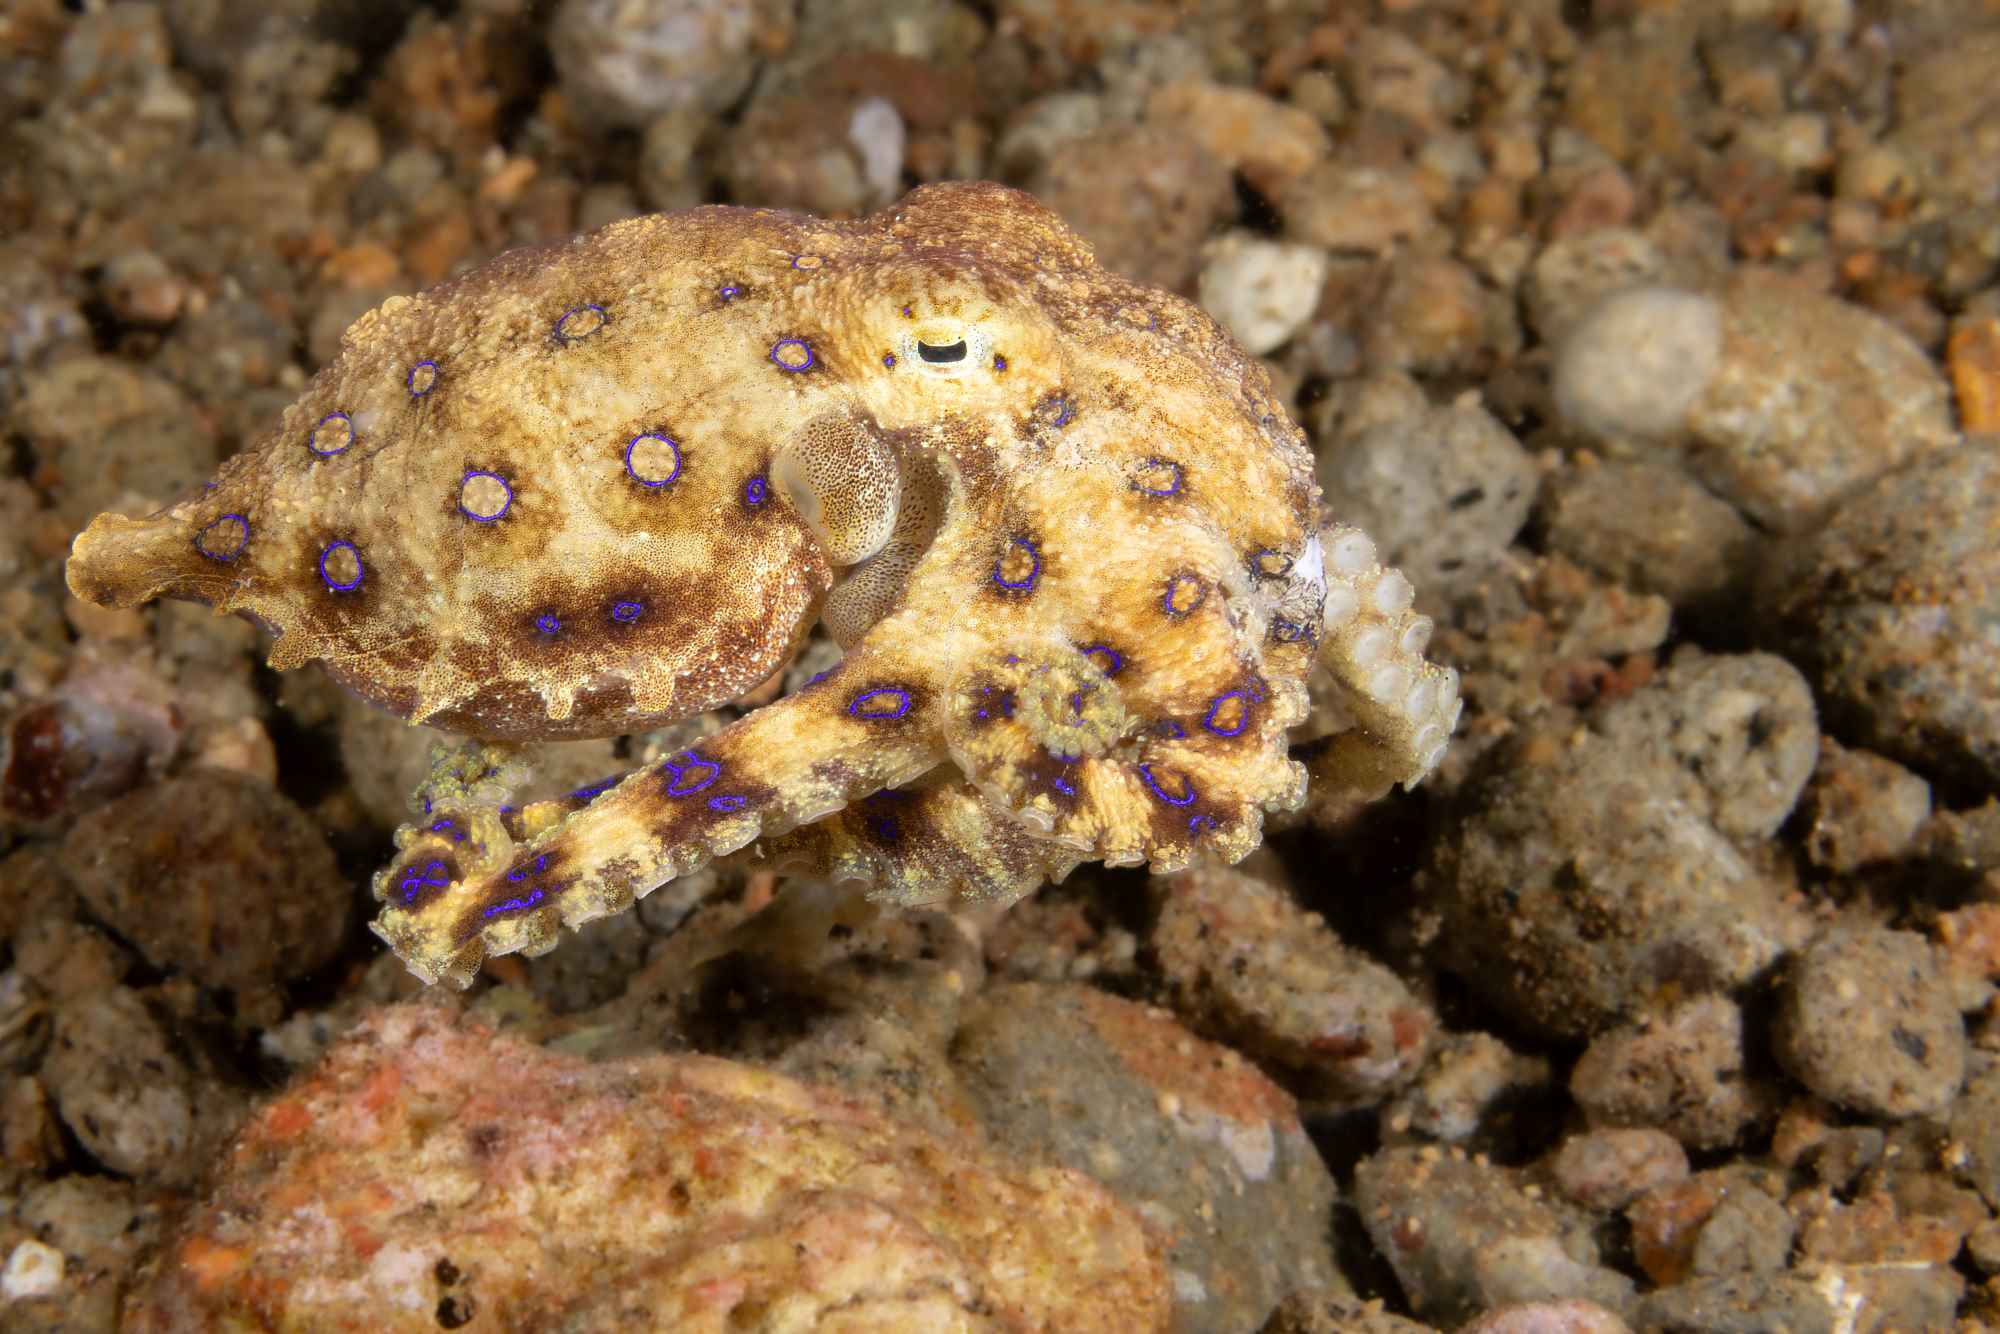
xmin=124 ymin=1006 xmax=1168 ymax=1333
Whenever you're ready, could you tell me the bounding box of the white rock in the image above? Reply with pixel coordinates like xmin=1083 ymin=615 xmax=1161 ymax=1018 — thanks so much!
xmin=1196 ymin=232 xmax=1329 ymax=357
xmin=2 ymin=1240 xmax=63 ymax=1301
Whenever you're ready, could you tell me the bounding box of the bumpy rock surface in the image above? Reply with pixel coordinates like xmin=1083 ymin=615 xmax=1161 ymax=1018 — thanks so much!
xmin=1759 ymin=438 xmax=2000 ymax=789
xmin=124 ymin=1006 xmax=1169 ymax=1332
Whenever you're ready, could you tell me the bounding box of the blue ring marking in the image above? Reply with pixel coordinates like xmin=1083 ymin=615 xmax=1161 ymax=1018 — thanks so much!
xmin=307 ymin=411 xmax=354 ymax=458
xmin=1155 ymin=719 xmax=1187 ymax=740
xmin=483 ymin=887 xmax=544 ymax=918
xmin=1161 ymin=573 xmax=1205 ymax=617
xmin=610 ymin=600 xmax=644 ymax=624
xmin=1252 ymin=548 xmax=1292 ymax=577
xmin=407 ymin=359 xmax=440 ymax=397
xmin=707 ymin=793 xmax=748 ymax=812
xmin=318 ymin=539 xmax=364 ymax=592
xmin=624 ymin=432 xmax=683 ymax=487
xmin=1271 ymin=617 xmax=1313 ymax=644
xmin=769 ymin=338 xmax=815 ymax=372
xmin=1132 ymin=458 xmax=1183 ymax=497
xmin=504 ymin=853 xmax=548 ymax=883
xmin=849 ymin=686 xmax=913 ymax=720
xmin=866 ymin=813 xmax=900 ymax=843
xmin=718 ymin=283 xmax=742 ymax=300
xmin=993 ymin=354 xmax=1008 ymax=372
xmin=882 ymin=352 xmax=896 ymax=369
xmin=1188 ymin=813 xmax=1217 ymax=834
xmin=427 ymin=817 xmax=467 ymax=843
xmin=744 ymin=475 xmax=768 ymax=507
xmin=554 ymin=303 xmax=608 ymax=343
xmin=1202 ymin=690 xmax=1251 ymax=737
xmin=194 ymin=513 xmax=250 ymax=562
xmin=535 ymin=611 xmax=562 ymax=636
xmin=790 ymin=254 xmax=821 ymax=270
xmin=458 ymin=469 xmax=514 ymax=522
xmin=399 ymin=859 xmax=451 ymax=904
xmin=660 ymin=753 xmax=720 ymax=797
xmin=1079 ymin=643 xmax=1124 ymax=677
xmin=1046 ymin=396 xmax=1074 ymax=428
xmin=992 ymin=536 xmax=1041 ymax=591
xmin=569 ymin=776 xmax=619 ymax=803
xmin=1136 ymin=763 xmax=1197 ymax=807
xmin=805 ymin=669 xmax=834 ymax=687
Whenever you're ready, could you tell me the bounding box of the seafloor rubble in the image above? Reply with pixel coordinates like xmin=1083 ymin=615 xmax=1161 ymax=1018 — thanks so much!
xmin=1 ymin=2 xmax=1999 ymax=1331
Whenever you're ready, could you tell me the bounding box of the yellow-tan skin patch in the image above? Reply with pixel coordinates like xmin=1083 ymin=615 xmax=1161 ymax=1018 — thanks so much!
xmin=65 ymin=182 xmax=1461 ymax=987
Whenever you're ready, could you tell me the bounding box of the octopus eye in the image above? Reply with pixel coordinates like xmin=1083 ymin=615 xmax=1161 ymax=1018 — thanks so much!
xmin=917 ymin=339 xmax=968 ymax=364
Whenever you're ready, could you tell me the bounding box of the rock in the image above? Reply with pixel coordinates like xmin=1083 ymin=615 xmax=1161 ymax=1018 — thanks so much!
xmin=1027 ymin=123 xmax=1234 ymax=293
xmin=125 ymin=1005 xmax=1169 ymax=1332
xmin=1381 ymin=1033 xmax=1552 ymax=1150
xmin=1798 ymin=739 xmax=1933 ymax=873
xmin=1352 ymin=1146 xmax=1628 ymax=1326
xmin=42 ymin=985 xmax=232 ymax=1186
xmin=1522 ymin=228 xmax=1668 ymax=345
xmin=1569 ymin=996 xmax=1775 ymax=1151
xmin=1774 ymin=929 xmax=1967 ymax=1118
xmin=1364 ymin=253 xmax=1502 ymax=376
xmin=954 ymin=982 xmax=1343 ymax=1332
xmin=549 ymin=0 xmax=762 ymax=130
xmin=1196 ymin=232 xmax=1328 ymax=357
xmin=1549 ymin=1128 xmax=1689 ymax=1213
xmin=1317 ymin=400 xmax=1536 ymax=598
xmin=16 ymin=355 xmax=218 ymax=528
xmin=1461 ymin=1302 xmax=1631 ymax=1334
xmin=1557 ymin=279 xmax=1956 ymax=534
xmin=1947 ymin=1055 xmax=2000 ymax=1209
xmin=60 ymin=770 xmax=350 ymax=994
xmin=1145 ymin=80 xmax=1329 ymax=197
xmin=1592 ymin=649 xmax=1818 ymax=843
xmin=1538 ymin=456 xmax=1757 ymax=613
xmin=1422 ymin=695 xmax=1811 ymax=1041
xmin=1260 ymin=1291 xmax=1439 ymax=1332
xmin=1633 ymin=1267 xmax=1962 ymax=1334
xmin=1150 ymin=863 xmax=1434 ymax=1108
xmin=1758 ymin=438 xmax=2000 ymax=789
xmin=1279 ymin=161 xmax=1434 ymax=255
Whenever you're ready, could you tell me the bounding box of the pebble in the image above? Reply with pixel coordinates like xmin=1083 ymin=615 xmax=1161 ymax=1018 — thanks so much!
xmin=60 ymin=770 xmax=350 ymax=995
xmin=125 ymin=1005 xmax=1168 ymax=1330
xmin=1522 ymin=228 xmax=1667 ymax=345
xmin=1758 ymin=438 xmax=2000 ymax=789
xmin=1317 ymin=399 xmax=1536 ymax=597
xmin=1365 ymin=253 xmax=1502 ymax=376
xmin=1774 ymin=929 xmax=1967 ymax=1118
xmin=1423 ymin=688 xmax=1811 ymax=1041
xmin=1549 ymin=1127 xmax=1690 ymax=1212
xmin=1569 ymin=996 xmax=1776 ymax=1151
xmin=1260 ymin=1291 xmax=1438 ymax=1333
xmin=1196 ymin=232 xmax=1328 ymax=357
xmin=1380 ymin=1033 xmax=1551 ymax=1150
xmin=1341 ymin=26 xmax=1465 ymax=132
xmin=1537 ymin=457 xmax=1757 ymax=613
xmin=1278 ymin=161 xmax=1434 ymax=255
xmin=1948 ymin=316 xmax=2000 ymax=432
xmin=550 ymin=0 xmax=762 ymax=129
xmin=1145 ymin=80 xmax=1330 ymax=197
xmin=16 ymin=355 xmax=218 ymax=528
xmin=0 ymin=1239 xmax=63 ymax=1301
xmin=1030 ymin=123 xmax=1234 ymax=294
xmin=1551 ymin=286 xmax=1723 ymax=445
xmin=1797 ymin=739 xmax=1932 ymax=873
xmin=42 ymin=985 xmax=220 ymax=1185
xmin=1560 ymin=278 xmax=1956 ymax=533
xmin=955 ymin=982 xmax=1341 ymax=1332
xmin=1352 ymin=1146 xmax=1630 ymax=1326
xmin=1460 ymin=1303 xmax=1631 ymax=1334
xmin=1592 ymin=648 xmax=1819 ymax=842
xmin=1150 ymin=863 xmax=1434 ymax=1108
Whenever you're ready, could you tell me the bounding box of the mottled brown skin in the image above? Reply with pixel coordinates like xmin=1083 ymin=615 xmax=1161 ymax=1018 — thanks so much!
xmin=68 ymin=183 xmax=1458 ymax=986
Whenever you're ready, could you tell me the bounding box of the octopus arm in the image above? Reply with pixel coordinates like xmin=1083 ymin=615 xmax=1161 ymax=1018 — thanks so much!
xmin=370 ymin=651 xmax=950 ymax=987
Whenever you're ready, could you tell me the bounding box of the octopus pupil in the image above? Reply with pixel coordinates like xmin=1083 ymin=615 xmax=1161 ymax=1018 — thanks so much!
xmin=917 ymin=339 xmax=967 ymax=364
